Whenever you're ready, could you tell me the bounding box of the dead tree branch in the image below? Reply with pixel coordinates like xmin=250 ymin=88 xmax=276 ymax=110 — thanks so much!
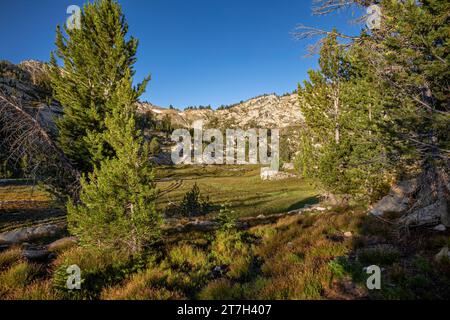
xmin=0 ymin=91 xmax=80 ymax=199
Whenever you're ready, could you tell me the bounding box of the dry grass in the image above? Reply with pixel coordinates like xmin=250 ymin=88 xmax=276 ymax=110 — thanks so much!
xmin=0 ymin=184 xmax=53 ymax=209
xmin=0 ymin=207 xmax=448 ymax=300
xmin=101 ymin=269 xmax=186 ymax=300
xmin=0 ymin=247 xmax=23 ymax=271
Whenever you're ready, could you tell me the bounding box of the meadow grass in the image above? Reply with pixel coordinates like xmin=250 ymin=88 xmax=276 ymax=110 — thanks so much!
xmin=156 ymin=165 xmax=318 ymax=218
xmin=1 ymin=166 xmax=448 ymax=300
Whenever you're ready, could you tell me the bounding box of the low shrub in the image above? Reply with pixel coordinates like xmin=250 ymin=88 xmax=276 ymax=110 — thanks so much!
xmin=198 ymin=279 xmax=242 ymax=300
xmin=52 ymin=247 xmax=138 ymax=299
xmin=166 ymin=183 xmax=213 ymax=217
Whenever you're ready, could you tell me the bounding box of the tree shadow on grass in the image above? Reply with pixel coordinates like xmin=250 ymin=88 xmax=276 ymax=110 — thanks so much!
xmin=287 ymin=196 xmax=320 ymax=211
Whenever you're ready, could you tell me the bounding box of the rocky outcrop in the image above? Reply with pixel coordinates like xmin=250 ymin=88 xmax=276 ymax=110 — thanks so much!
xmin=370 ymin=167 xmax=450 ymax=228
xmin=0 ymin=223 xmax=66 ymax=245
xmin=369 ymin=179 xmax=417 ymax=216
xmin=0 ymin=60 xmax=61 ymax=133
xmin=138 ymin=93 xmax=304 ymax=131
xmin=260 ymin=168 xmax=297 ymax=181
xmin=47 ymin=236 xmax=78 ymax=252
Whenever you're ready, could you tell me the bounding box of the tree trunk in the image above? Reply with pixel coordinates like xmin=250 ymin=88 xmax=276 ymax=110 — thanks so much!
xmin=333 ymin=85 xmax=340 ymax=144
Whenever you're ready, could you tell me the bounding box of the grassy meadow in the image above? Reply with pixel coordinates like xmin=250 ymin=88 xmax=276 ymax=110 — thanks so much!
xmin=1 ymin=166 xmax=449 ymax=300
xmin=156 ymin=165 xmax=318 ymax=218
xmin=1 ymin=165 xmax=318 ymax=232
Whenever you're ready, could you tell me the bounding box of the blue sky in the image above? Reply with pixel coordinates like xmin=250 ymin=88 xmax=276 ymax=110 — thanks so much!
xmin=0 ymin=0 xmax=364 ymax=109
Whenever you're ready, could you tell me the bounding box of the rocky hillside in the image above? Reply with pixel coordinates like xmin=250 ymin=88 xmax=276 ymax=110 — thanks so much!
xmin=0 ymin=60 xmax=61 ymax=134
xmin=1 ymin=60 xmax=305 ymax=161
xmin=138 ymin=93 xmax=304 ymax=130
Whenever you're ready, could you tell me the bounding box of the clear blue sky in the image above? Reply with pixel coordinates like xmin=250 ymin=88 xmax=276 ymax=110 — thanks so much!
xmin=0 ymin=0 xmax=364 ymax=109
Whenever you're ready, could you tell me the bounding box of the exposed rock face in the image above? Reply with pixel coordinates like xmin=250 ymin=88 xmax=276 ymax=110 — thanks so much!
xmin=370 ymin=179 xmax=418 ymax=217
xmin=0 ymin=223 xmax=66 ymax=245
xmin=0 ymin=60 xmax=61 ymax=133
xmin=282 ymin=163 xmax=295 ymax=170
xmin=434 ymin=224 xmax=447 ymax=232
xmin=399 ymin=199 xmax=448 ymax=227
xmin=138 ymin=93 xmax=304 ymax=131
xmin=47 ymin=236 xmax=78 ymax=252
xmin=139 ymin=94 xmax=304 ymax=166
xmin=260 ymin=168 xmax=297 ymax=181
xmin=1 ymin=60 xmax=304 ymax=154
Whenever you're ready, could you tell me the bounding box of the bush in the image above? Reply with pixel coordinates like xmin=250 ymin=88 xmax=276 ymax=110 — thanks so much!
xmin=198 ymin=279 xmax=242 ymax=300
xmin=210 ymin=205 xmax=254 ymax=280
xmin=52 ymin=247 xmax=137 ymax=299
xmin=163 ymin=245 xmax=211 ymax=295
xmin=166 ymin=183 xmax=212 ymax=217
xmin=101 ymin=269 xmax=185 ymax=300
xmin=167 ymin=245 xmax=209 ymax=272
xmin=149 ymin=137 xmax=161 ymax=155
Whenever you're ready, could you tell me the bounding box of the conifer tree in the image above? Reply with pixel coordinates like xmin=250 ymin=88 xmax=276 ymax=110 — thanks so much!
xmin=49 ymin=0 xmax=149 ymax=173
xmin=67 ymin=69 xmax=161 ymax=255
xmin=363 ymin=0 xmax=450 ymax=223
xmin=298 ymin=32 xmax=390 ymax=199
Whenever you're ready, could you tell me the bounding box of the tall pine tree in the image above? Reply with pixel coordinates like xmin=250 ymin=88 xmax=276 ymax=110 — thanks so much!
xmin=298 ymin=32 xmax=391 ymax=200
xmin=50 ymin=0 xmax=149 ymax=173
xmin=67 ymin=68 xmax=161 ymax=255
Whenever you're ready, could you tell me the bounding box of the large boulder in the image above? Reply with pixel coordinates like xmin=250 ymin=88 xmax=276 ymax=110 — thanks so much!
xmin=370 ymin=179 xmax=417 ymax=217
xmin=282 ymin=163 xmax=295 ymax=170
xmin=0 ymin=223 xmax=66 ymax=245
xmin=47 ymin=236 xmax=78 ymax=252
xmin=260 ymin=167 xmax=296 ymax=181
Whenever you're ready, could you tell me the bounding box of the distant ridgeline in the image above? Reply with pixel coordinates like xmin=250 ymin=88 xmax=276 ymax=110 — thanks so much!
xmin=0 ymin=60 xmax=305 ymax=172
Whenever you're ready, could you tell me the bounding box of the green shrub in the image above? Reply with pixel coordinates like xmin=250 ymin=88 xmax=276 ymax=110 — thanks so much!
xmin=149 ymin=137 xmax=161 ymax=155
xmin=52 ymin=247 xmax=137 ymax=299
xmin=163 ymin=245 xmax=211 ymax=295
xmin=101 ymin=269 xmax=185 ymax=300
xmin=167 ymin=183 xmax=212 ymax=217
xmin=168 ymin=245 xmax=209 ymax=272
xmin=198 ymin=279 xmax=242 ymax=300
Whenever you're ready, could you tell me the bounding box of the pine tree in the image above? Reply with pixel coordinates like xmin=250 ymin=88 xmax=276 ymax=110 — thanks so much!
xmin=361 ymin=0 xmax=450 ymax=224
xmin=67 ymin=69 xmax=161 ymax=255
xmin=49 ymin=0 xmax=150 ymax=173
xmin=299 ymin=32 xmax=347 ymax=146
xmin=298 ymin=32 xmax=391 ymax=199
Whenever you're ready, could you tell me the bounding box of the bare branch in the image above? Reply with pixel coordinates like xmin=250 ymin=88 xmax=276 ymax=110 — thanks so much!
xmin=0 ymin=91 xmax=80 ymax=199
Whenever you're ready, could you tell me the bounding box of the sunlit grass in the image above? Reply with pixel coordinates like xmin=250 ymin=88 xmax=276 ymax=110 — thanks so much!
xmin=156 ymin=165 xmax=318 ymax=218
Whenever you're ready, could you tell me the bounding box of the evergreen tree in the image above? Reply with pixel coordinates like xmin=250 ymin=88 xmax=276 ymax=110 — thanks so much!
xmin=298 ymin=32 xmax=391 ymax=199
xmin=367 ymin=0 xmax=449 ymax=164
xmin=50 ymin=0 xmax=150 ymax=173
xmin=362 ymin=0 xmax=450 ymax=222
xmin=67 ymin=69 xmax=161 ymax=255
